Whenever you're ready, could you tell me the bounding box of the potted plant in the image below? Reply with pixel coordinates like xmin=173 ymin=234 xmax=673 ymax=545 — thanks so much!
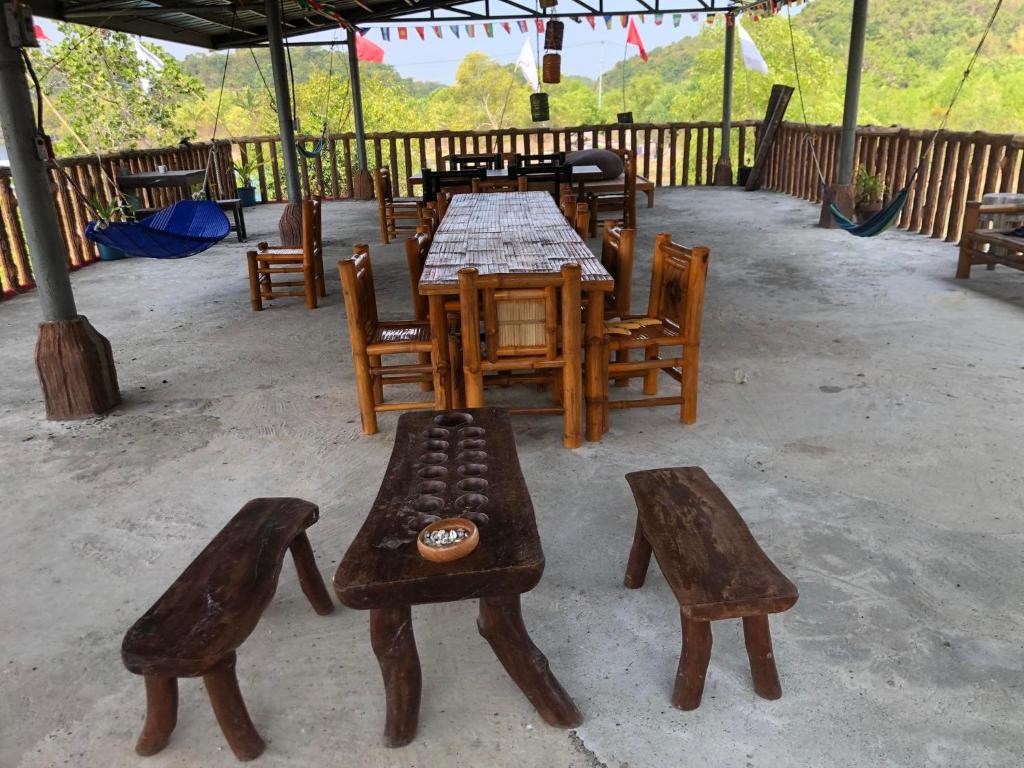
xmin=854 ymin=167 xmax=886 ymax=223
xmin=232 ymin=159 xmax=262 ymax=207
xmin=88 ymin=195 xmax=129 ymax=261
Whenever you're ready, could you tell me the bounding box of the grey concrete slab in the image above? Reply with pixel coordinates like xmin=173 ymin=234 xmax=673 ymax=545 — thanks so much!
xmin=1 ymin=189 xmax=1022 ymax=768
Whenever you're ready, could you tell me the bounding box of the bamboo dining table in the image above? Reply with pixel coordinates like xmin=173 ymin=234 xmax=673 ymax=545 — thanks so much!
xmin=418 ymin=191 xmax=613 ymax=442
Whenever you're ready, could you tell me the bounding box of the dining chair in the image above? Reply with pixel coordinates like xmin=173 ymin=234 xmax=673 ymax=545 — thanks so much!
xmin=514 ymin=152 xmax=566 ymax=168
xmin=471 ymin=176 xmax=528 ymax=193
xmin=458 ymin=262 xmax=584 ymax=449
xmin=246 ymin=197 xmax=325 ymax=310
xmin=514 ymin=163 xmax=571 ymax=202
xmin=603 ymin=233 xmax=710 ymax=425
xmin=421 ymin=168 xmax=487 ymax=205
xmin=559 ymin=193 xmax=591 ymax=239
xmin=448 ymin=152 xmax=503 ymax=171
xmin=375 ymin=168 xmax=424 ymax=244
xmin=600 ymin=221 xmax=636 ymax=318
xmin=586 ymin=148 xmax=637 ymax=236
xmin=338 ymin=244 xmax=445 ymax=435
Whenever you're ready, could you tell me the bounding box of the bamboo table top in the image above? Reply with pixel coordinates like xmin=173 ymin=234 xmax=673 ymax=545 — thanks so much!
xmin=333 ymin=408 xmax=545 ymax=609
xmin=418 ymin=191 xmax=614 ymax=296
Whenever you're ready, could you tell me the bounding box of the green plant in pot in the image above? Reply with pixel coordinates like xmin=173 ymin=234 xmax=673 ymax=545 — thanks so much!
xmin=854 ymin=167 xmax=886 ymax=223
xmin=232 ymin=159 xmax=263 ymax=207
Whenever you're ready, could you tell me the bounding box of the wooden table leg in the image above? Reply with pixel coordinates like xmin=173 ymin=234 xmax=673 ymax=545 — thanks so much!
xmin=584 ymin=289 xmax=607 ymax=442
xmin=370 ymin=605 xmax=421 ymax=747
xmin=672 ymin=615 xmax=712 ymax=711
xmin=743 ymin=614 xmax=783 ymax=700
xmin=623 ymin=518 xmax=652 ymax=589
xmin=427 ymin=294 xmax=452 ymax=409
xmin=477 ymin=595 xmax=582 ymax=728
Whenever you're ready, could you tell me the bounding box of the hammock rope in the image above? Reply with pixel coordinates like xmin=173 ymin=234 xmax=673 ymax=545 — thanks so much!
xmin=783 ymin=0 xmax=1002 ymax=237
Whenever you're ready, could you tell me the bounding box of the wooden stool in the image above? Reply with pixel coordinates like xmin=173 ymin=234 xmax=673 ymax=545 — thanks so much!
xmin=623 ymin=467 xmax=798 ymax=710
xmin=121 ymin=498 xmax=334 ymax=760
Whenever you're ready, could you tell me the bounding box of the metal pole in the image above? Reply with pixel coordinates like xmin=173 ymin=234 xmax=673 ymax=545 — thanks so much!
xmin=265 ymin=0 xmax=301 ymax=202
xmin=714 ymin=18 xmax=736 ymax=186
xmin=0 ymin=16 xmax=77 ymax=321
xmin=347 ymin=26 xmax=369 ymax=173
xmin=837 ymin=0 xmax=868 ymax=187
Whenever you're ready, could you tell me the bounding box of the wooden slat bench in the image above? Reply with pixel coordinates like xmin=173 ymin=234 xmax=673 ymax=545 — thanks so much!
xmin=623 ymin=467 xmax=798 ymax=710
xmin=121 ymin=498 xmax=334 ymax=760
xmin=583 ymin=174 xmax=656 ymax=208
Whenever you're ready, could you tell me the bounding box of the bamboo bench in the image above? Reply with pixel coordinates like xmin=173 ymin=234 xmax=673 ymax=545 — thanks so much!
xmin=121 ymin=498 xmax=334 ymax=760
xmin=623 ymin=467 xmax=798 ymax=710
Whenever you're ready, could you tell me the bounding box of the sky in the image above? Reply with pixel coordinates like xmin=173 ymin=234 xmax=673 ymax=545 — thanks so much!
xmin=35 ymin=13 xmax=722 ymax=85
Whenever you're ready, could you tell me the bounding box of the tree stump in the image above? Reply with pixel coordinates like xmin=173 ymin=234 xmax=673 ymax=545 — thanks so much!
xmin=819 ymin=183 xmax=855 ymax=228
xmin=278 ymin=202 xmax=303 ymax=246
xmin=35 ymin=315 xmax=120 ymax=420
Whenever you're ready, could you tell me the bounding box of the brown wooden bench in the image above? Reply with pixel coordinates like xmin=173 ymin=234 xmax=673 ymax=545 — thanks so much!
xmin=582 ymin=174 xmax=656 ymax=208
xmin=121 ymin=498 xmax=334 ymax=760
xmin=623 ymin=467 xmax=798 ymax=710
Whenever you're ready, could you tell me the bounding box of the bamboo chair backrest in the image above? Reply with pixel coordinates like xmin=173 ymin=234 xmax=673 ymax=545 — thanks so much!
xmin=616 ymin=148 xmax=637 ymax=227
xmin=449 ymin=152 xmax=502 ymax=170
xmin=404 ymin=226 xmax=432 ymax=321
xmin=375 ymin=168 xmax=395 ymax=203
xmin=338 ymin=244 xmax=379 ymax=355
xmin=422 ymin=168 xmax=487 ymax=203
xmin=304 ymin=196 xmax=323 ymax=262
xmin=471 ymin=176 xmax=528 ymax=193
xmin=458 ymin=263 xmax=582 ymax=365
xmin=560 ymin=193 xmax=590 ymax=238
xmin=601 ymin=221 xmax=635 ymax=316
xmin=646 ymin=233 xmax=709 ymax=344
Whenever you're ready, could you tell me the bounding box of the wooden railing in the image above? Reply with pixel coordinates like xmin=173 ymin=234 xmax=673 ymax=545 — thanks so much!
xmin=760 ymin=123 xmax=1024 ymax=242
xmin=0 ymin=140 xmax=234 ymax=299
xmin=2 ymin=121 xmax=1022 ymax=302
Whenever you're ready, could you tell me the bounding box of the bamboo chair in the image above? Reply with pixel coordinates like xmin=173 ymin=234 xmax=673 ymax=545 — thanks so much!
xmin=246 ymin=197 xmax=325 ymax=311
xmin=586 ymin=148 xmax=637 ymax=236
xmin=604 ymin=233 xmax=709 ymax=424
xmin=339 ymin=244 xmax=445 ymax=435
xmin=559 ymin=193 xmax=592 ymax=239
xmin=600 ymin=221 xmax=636 ymax=318
xmin=422 ymin=168 xmax=487 ymax=204
xmin=471 ymin=176 xmax=528 ymax=193
xmin=458 ymin=263 xmax=584 ymax=449
xmin=375 ymin=168 xmax=424 ymax=244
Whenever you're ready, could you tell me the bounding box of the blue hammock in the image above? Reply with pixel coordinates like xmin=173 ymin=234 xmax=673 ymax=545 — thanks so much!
xmin=827 ymin=186 xmax=912 ymax=238
xmin=85 ymin=200 xmax=230 ymax=259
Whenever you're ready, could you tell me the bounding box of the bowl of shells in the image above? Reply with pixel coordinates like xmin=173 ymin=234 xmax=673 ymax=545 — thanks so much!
xmin=416 ymin=518 xmax=479 ymax=563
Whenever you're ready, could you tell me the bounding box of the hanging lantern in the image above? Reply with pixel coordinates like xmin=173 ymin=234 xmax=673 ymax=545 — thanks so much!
xmin=531 ymin=92 xmax=550 ymax=122
xmin=539 ymin=0 xmax=558 ymax=7
xmin=543 ymin=53 xmax=561 ymax=84
xmin=544 ymin=19 xmax=564 ymax=49
xmin=617 ymin=111 xmax=634 ymax=124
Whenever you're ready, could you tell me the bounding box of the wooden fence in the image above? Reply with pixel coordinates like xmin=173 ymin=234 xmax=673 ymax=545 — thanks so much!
xmin=0 ymin=140 xmax=234 ymax=299
xmin=760 ymin=123 xmax=1024 ymax=242
xmin=2 ymin=121 xmax=1022 ymax=301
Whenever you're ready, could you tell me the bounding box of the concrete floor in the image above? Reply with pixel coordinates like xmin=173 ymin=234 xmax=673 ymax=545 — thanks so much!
xmin=2 ymin=189 xmax=1022 ymax=768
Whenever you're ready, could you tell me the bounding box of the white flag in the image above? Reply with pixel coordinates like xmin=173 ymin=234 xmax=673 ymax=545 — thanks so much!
xmin=134 ymin=38 xmax=164 ymax=93
xmin=737 ymin=22 xmax=768 ymax=75
xmin=515 ymin=37 xmax=539 ymax=93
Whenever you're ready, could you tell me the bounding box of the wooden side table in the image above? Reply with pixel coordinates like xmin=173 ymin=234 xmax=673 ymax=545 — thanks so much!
xmin=333 ymin=407 xmax=582 ymax=746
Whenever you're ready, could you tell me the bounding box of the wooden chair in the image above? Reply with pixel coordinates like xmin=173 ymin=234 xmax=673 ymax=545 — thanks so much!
xmin=421 ymin=168 xmax=487 ymax=204
xmin=514 ymin=163 xmax=571 ymax=202
xmin=121 ymin=498 xmax=333 ymax=760
xmin=514 ymin=151 xmax=566 ymax=168
xmin=375 ymin=168 xmax=424 ymax=244
xmin=559 ymin=193 xmax=591 ymax=239
xmin=956 ymin=199 xmax=1024 ymax=278
xmin=600 ymin=221 xmax=636 ymax=318
xmin=339 ymin=244 xmax=445 ymax=435
xmin=604 ymin=233 xmax=709 ymax=424
xmin=472 ymin=175 xmax=528 ymax=193
xmin=246 ymin=197 xmax=325 ymax=310
xmin=458 ymin=263 xmax=584 ymax=449
xmin=624 ymin=467 xmax=798 ymax=710
xmin=586 ymin=148 xmax=637 ymax=236
xmin=449 ymin=152 xmax=503 ymax=170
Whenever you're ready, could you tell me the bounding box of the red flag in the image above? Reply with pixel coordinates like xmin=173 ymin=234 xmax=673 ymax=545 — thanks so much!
xmin=34 ymin=24 xmax=51 ymax=42
xmin=535 ymin=18 xmax=544 ymax=33
xmin=586 ymin=16 xmax=596 ymax=29
xmin=355 ymin=32 xmax=385 ymax=62
xmin=415 ymin=26 xmax=425 ymax=39
xmin=625 ymin=17 xmax=647 ymax=62
xmin=502 ymin=21 xmax=512 ymax=34
xmin=398 ymin=27 xmax=408 ymax=40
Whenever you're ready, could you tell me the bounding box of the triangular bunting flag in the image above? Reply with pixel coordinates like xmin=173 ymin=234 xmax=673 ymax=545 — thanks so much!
xmin=707 ymin=14 xmax=715 ymax=24
xmin=604 ymin=15 xmax=613 ymax=30
xmin=690 ymin=13 xmax=699 ymax=21
xmin=535 ymin=19 xmax=544 ymax=33
xmin=586 ymin=16 xmax=596 ymax=28
xmin=484 ymin=23 xmax=493 ymax=37
xmin=518 ymin=20 xmax=528 ymax=32
xmin=619 ymin=15 xmax=628 ymax=28
xmin=672 ymin=14 xmax=682 ymax=27
xmin=380 ymin=27 xmax=390 ymax=40
xmin=415 ymin=26 xmax=425 ymax=39
xmin=639 ymin=14 xmax=645 ymax=23
xmin=433 ymin=25 xmax=442 ymax=38
xmin=466 ymin=24 xmax=475 ymax=37
xmin=452 ymin=25 xmax=460 ymax=38
xmin=398 ymin=27 xmax=407 ymax=40
xmin=654 ymin=13 xmax=663 ymax=25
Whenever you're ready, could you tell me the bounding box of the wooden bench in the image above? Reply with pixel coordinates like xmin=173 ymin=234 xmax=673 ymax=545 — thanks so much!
xmin=956 ymin=200 xmax=1024 ymax=279
xmin=623 ymin=467 xmax=798 ymax=710
xmin=582 ymin=174 xmax=655 ymax=208
xmin=121 ymin=498 xmax=334 ymax=760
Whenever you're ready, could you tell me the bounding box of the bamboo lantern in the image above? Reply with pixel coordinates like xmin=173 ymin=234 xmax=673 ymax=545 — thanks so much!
xmin=617 ymin=111 xmax=634 ymax=124
xmin=539 ymin=0 xmax=558 ymax=7
xmin=542 ymin=53 xmax=561 ymax=84
xmin=544 ymin=20 xmax=564 ymax=50
xmin=530 ymin=92 xmax=550 ymax=122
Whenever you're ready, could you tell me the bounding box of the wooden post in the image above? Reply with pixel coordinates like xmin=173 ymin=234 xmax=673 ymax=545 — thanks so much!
xmin=347 ymin=27 xmax=374 ymax=200
xmin=715 ymin=21 xmax=736 ymax=187
xmin=0 ymin=10 xmax=119 ymax=419
xmin=265 ymin=0 xmax=303 ymax=244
